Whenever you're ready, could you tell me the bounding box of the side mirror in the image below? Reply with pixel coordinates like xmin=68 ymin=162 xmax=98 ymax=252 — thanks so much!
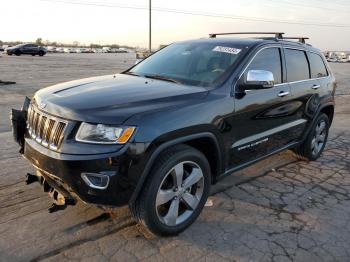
xmin=243 ymin=70 xmax=275 ymax=90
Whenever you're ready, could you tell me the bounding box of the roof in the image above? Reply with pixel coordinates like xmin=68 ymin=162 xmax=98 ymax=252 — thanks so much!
xmin=178 ymin=37 xmax=321 ymax=53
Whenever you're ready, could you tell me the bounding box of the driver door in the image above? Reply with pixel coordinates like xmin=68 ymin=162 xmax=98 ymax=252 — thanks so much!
xmin=228 ymin=46 xmax=303 ymax=168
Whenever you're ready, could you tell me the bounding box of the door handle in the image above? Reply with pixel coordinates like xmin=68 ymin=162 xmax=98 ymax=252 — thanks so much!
xmin=312 ymin=85 xmax=321 ymax=90
xmin=278 ymin=91 xmax=290 ymax=97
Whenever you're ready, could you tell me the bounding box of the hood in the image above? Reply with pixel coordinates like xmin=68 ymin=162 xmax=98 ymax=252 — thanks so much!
xmin=34 ymin=74 xmax=208 ymax=124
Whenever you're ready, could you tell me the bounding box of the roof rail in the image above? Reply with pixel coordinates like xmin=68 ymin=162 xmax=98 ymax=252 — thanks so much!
xmin=209 ymin=32 xmax=285 ymax=39
xmin=282 ymin=37 xmax=309 ymax=44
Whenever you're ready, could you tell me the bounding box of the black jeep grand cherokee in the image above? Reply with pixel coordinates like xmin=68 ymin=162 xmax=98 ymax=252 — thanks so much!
xmin=11 ymin=32 xmax=335 ymax=236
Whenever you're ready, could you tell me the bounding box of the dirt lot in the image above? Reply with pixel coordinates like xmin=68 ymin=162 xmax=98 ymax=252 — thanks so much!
xmin=0 ymin=54 xmax=350 ymax=262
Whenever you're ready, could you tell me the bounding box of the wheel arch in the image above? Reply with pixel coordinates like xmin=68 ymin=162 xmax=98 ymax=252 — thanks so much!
xmin=320 ymin=104 xmax=334 ymax=125
xmin=129 ymin=132 xmax=224 ymax=206
xmin=301 ymin=102 xmax=335 ymax=143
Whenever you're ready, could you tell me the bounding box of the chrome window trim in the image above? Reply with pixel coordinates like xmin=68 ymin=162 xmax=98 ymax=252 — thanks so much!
xmin=233 ymin=45 xmax=331 ymax=94
xmin=235 ymin=45 xmax=283 ymax=90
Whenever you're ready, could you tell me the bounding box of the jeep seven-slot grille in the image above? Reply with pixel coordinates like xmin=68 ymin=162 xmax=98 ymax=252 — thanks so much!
xmin=27 ymin=104 xmax=67 ymax=150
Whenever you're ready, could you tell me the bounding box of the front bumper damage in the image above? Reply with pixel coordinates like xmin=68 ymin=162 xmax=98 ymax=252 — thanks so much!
xmin=25 ymin=172 xmax=76 ymax=213
xmin=11 ymin=97 xmax=77 ymax=212
xmin=11 ymin=98 xmax=139 ymax=213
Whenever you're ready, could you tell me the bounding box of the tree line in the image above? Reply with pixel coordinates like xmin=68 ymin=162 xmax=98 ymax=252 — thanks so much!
xmin=0 ymin=38 xmax=136 ymax=50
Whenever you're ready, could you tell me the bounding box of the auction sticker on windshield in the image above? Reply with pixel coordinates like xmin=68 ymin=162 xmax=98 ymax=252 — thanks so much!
xmin=213 ymin=46 xmax=242 ymax=55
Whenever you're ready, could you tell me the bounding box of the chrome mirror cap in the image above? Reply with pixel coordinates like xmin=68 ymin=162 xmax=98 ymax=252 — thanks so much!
xmin=245 ymin=70 xmax=275 ymax=89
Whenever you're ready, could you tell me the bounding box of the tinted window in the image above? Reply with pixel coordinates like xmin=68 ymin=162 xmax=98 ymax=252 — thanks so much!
xmin=309 ymin=52 xmax=328 ymax=78
xmin=247 ymin=48 xmax=282 ymax=84
xmin=285 ymin=49 xmax=310 ymax=82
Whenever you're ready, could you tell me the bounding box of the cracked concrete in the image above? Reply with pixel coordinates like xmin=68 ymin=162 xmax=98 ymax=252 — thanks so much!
xmin=0 ymin=54 xmax=350 ymax=262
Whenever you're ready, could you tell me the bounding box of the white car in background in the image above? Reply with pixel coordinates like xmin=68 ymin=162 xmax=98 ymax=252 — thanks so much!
xmin=64 ymin=48 xmax=76 ymax=53
xmin=93 ymin=48 xmax=104 ymax=53
xmin=45 ymin=46 xmax=56 ymax=53
xmin=339 ymin=58 xmax=350 ymax=63
xmin=327 ymin=57 xmax=338 ymax=63
xmin=55 ymin=47 xmax=64 ymax=53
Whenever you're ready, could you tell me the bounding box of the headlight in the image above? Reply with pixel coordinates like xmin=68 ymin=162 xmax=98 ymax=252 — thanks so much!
xmin=76 ymin=122 xmax=136 ymax=144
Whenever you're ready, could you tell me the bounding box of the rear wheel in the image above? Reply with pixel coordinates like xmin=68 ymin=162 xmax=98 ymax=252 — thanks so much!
xmin=133 ymin=144 xmax=211 ymax=236
xmin=39 ymin=51 xmax=45 ymax=56
xmin=294 ymin=113 xmax=329 ymax=161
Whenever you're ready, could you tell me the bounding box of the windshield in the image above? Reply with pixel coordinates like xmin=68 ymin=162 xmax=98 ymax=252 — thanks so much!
xmin=128 ymin=42 xmax=246 ymax=87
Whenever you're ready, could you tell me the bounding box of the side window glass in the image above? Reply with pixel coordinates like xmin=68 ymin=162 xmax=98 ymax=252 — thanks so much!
xmin=309 ymin=52 xmax=328 ymax=78
xmin=285 ymin=49 xmax=310 ymax=82
xmin=247 ymin=48 xmax=282 ymax=84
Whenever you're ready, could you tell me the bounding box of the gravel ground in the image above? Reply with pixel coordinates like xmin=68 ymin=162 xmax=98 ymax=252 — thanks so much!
xmin=0 ymin=54 xmax=349 ymax=262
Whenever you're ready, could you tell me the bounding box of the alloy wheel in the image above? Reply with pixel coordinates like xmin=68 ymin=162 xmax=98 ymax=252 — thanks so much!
xmin=311 ymin=119 xmax=327 ymax=156
xmin=155 ymin=161 xmax=204 ymax=226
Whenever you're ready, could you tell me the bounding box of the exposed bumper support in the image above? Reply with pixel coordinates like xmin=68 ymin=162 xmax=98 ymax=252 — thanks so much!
xmin=10 ymin=96 xmax=30 ymax=153
xmin=25 ymin=172 xmax=76 ymax=213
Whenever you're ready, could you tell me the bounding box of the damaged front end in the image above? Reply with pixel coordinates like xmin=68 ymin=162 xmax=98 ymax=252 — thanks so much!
xmin=25 ymin=171 xmax=76 ymax=213
xmin=10 ymin=97 xmax=77 ymax=213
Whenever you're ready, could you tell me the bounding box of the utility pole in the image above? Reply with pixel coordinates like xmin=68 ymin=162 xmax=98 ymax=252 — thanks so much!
xmin=149 ymin=0 xmax=152 ymax=53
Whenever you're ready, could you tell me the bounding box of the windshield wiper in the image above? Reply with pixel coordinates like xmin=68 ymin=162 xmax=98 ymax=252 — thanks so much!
xmin=143 ymin=74 xmax=180 ymax=84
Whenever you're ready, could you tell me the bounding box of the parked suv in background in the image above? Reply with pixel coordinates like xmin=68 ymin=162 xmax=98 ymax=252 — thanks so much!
xmin=11 ymin=32 xmax=335 ymax=236
xmin=6 ymin=43 xmax=46 ymax=56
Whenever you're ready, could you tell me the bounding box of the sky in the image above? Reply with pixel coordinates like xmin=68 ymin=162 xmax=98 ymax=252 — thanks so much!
xmin=1 ymin=0 xmax=350 ymax=50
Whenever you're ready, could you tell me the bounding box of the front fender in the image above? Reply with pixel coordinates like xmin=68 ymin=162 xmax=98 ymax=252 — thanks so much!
xmin=128 ymin=131 xmax=223 ymax=207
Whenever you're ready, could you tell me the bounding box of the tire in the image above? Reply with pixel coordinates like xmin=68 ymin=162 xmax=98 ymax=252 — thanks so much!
xmin=133 ymin=144 xmax=211 ymax=236
xmin=15 ymin=50 xmax=21 ymax=56
xmin=39 ymin=51 xmax=45 ymax=56
xmin=294 ymin=113 xmax=329 ymax=161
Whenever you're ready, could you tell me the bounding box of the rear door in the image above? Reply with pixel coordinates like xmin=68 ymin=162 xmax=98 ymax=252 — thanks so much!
xmin=307 ymin=51 xmax=330 ymax=99
xmin=228 ymin=46 xmax=302 ymax=168
xmin=20 ymin=44 xmax=30 ymax=54
xmin=284 ymin=48 xmax=321 ymax=124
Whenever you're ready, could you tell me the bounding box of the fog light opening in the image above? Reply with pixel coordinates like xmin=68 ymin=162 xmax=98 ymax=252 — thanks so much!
xmin=81 ymin=172 xmax=110 ymax=190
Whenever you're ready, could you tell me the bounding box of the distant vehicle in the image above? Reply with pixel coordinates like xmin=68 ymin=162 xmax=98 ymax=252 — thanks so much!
xmin=45 ymin=46 xmax=57 ymax=53
xmin=6 ymin=44 xmax=46 ymax=56
xmin=56 ymin=47 xmax=65 ymax=53
xmin=0 ymin=46 xmax=4 ymax=52
xmin=327 ymin=57 xmax=338 ymax=63
xmin=76 ymin=48 xmax=93 ymax=53
xmin=115 ymin=49 xmax=128 ymax=53
xmin=102 ymin=47 xmax=111 ymax=53
xmin=339 ymin=58 xmax=349 ymax=63
xmin=64 ymin=48 xmax=76 ymax=53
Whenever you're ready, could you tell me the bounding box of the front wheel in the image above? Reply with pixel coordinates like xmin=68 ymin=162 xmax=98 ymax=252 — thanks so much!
xmin=294 ymin=113 xmax=329 ymax=161
xmin=133 ymin=144 xmax=211 ymax=236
